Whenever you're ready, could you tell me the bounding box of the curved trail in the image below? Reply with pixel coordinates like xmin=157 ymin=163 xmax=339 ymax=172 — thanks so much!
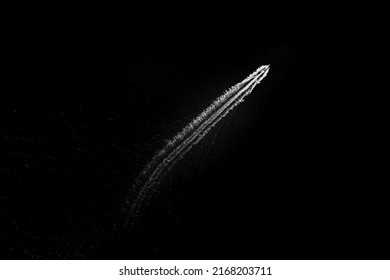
xmin=123 ymin=65 xmax=270 ymax=228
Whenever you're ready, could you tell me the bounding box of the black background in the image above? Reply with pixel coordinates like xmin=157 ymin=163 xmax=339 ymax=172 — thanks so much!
xmin=1 ymin=5 xmax=388 ymax=259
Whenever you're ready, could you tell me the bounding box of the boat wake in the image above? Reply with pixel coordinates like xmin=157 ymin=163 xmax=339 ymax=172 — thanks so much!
xmin=123 ymin=65 xmax=270 ymax=228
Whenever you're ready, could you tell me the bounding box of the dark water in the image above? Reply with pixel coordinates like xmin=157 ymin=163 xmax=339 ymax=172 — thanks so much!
xmin=1 ymin=17 xmax=388 ymax=259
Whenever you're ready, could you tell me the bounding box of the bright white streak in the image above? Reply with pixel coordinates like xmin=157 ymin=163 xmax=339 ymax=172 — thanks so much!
xmin=124 ymin=65 xmax=270 ymax=226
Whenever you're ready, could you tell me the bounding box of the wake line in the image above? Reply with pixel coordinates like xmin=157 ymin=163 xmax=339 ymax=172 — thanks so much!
xmin=124 ymin=65 xmax=270 ymax=227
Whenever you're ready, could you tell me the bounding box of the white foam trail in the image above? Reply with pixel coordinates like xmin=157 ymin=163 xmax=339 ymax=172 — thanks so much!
xmin=124 ymin=65 xmax=270 ymax=227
